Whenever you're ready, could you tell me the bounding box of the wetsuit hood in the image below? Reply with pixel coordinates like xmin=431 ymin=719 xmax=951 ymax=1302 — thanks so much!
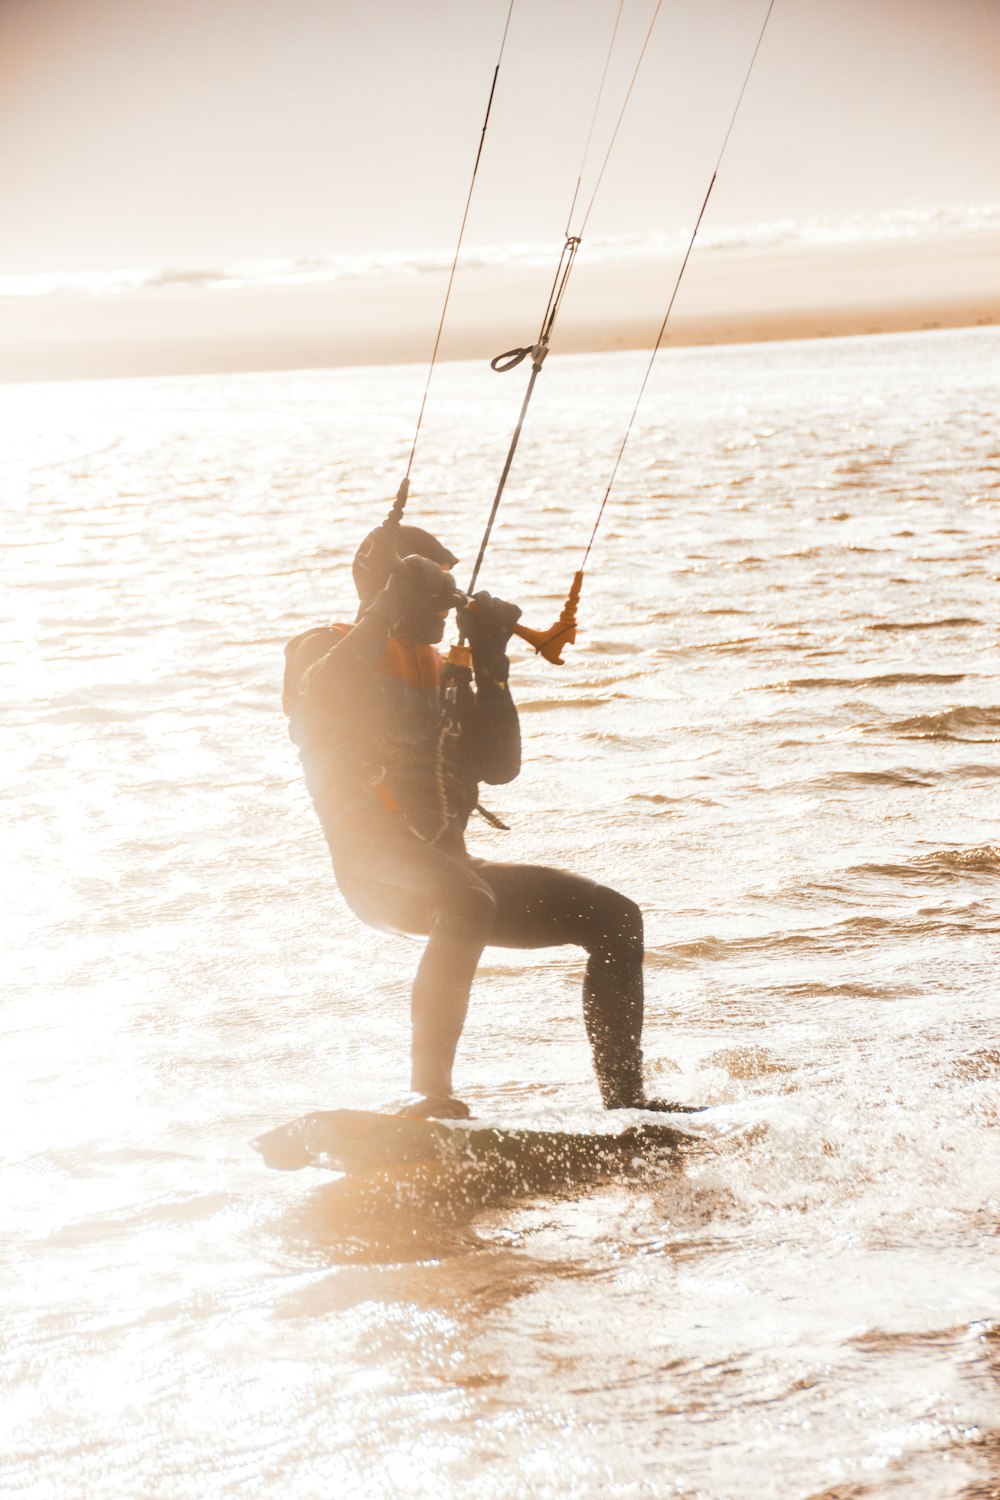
xmin=353 ymin=524 xmax=459 ymax=608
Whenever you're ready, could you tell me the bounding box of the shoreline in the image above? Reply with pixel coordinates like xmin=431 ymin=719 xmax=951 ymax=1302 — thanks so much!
xmin=1 ymin=231 xmax=997 ymax=384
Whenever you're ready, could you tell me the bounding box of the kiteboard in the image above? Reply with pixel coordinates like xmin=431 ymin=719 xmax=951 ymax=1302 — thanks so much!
xmin=253 ymin=1108 xmax=698 ymax=1215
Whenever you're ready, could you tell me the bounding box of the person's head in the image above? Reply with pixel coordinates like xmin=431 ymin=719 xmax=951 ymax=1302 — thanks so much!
xmin=353 ymin=522 xmax=460 ymax=643
xmin=353 ymin=524 xmax=456 ymax=605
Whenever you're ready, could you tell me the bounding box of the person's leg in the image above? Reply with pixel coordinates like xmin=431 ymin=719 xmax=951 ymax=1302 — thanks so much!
xmin=475 ymin=861 xmax=647 ymax=1108
xmin=328 ymin=810 xmax=496 ymax=1104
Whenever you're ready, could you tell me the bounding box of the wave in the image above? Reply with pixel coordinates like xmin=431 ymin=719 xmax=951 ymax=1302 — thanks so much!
xmin=650 ymin=907 xmax=1000 ymax=966
xmin=803 ymin=762 xmax=1000 ymax=791
xmin=761 ymin=672 xmax=967 ymax=691
xmin=866 ymin=618 xmax=981 ymax=633
xmin=805 ymin=767 xmax=939 ymax=790
xmin=4 ymin=203 xmax=998 ymax=301
xmin=850 ymin=846 xmax=1000 ymax=884
xmin=885 ymin=705 xmax=1000 ymax=742
xmin=950 ymin=761 xmax=1000 ymax=781
xmin=772 ymin=981 xmax=910 ymax=1000
xmin=518 ymin=694 xmax=624 ymax=713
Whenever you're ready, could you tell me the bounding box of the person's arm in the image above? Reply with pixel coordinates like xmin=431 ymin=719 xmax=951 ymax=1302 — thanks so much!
xmin=460 ymin=592 xmax=522 ymax=785
xmin=298 ymin=570 xmax=424 ymax=702
xmin=299 ymin=605 xmax=389 ymax=699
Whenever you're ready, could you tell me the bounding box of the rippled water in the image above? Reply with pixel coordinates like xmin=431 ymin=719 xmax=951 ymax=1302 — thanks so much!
xmin=4 ymin=327 xmax=999 ymax=1499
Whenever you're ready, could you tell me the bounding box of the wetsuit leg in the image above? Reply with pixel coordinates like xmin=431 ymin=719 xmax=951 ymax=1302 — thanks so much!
xmin=473 ymin=861 xmax=646 ymax=1108
xmin=326 ymin=809 xmax=496 ymax=1099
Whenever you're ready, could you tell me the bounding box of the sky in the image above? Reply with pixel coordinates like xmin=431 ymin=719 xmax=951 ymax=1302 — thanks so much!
xmin=0 ymin=0 xmax=997 ymax=279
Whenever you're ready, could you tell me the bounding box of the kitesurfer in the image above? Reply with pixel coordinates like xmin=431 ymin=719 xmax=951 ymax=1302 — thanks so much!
xmin=283 ymin=519 xmax=684 ymax=1120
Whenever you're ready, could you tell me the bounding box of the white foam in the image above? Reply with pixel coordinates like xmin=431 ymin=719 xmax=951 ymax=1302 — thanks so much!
xmin=3 ymin=203 xmax=998 ymax=302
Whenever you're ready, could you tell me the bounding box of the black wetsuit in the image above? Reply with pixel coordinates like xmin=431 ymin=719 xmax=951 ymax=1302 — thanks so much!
xmin=283 ymin=604 xmax=647 ymax=1107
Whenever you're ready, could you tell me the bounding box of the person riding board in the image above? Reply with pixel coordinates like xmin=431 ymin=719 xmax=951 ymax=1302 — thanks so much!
xmin=283 ymin=517 xmax=690 ymax=1120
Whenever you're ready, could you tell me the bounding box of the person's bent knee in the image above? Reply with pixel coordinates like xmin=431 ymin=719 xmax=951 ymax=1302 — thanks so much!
xmin=594 ymin=887 xmax=643 ymax=953
xmin=602 ymin=888 xmax=641 ymax=936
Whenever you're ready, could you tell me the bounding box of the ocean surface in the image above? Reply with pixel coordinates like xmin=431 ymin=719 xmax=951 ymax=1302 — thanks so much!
xmin=3 ymin=326 xmax=999 ymax=1499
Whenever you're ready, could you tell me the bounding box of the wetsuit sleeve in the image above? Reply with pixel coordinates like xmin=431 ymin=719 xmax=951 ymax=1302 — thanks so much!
xmin=466 ymin=651 xmax=521 ymax=785
xmin=296 ymin=608 xmax=392 ymax=705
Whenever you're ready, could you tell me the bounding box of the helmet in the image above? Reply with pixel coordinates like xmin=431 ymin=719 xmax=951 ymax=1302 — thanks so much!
xmin=352 ymin=523 xmax=458 ymax=606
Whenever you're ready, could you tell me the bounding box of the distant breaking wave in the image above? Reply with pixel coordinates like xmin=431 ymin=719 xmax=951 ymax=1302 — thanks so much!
xmin=3 ymin=203 xmax=998 ymax=302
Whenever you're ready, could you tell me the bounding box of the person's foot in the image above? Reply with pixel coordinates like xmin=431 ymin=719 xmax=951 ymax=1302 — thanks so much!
xmin=394 ymin=1093 xmax=472 ymax=1120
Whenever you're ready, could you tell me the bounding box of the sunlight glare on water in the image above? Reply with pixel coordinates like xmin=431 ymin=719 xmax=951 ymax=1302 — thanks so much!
xmin=3 ymin=328 xmax=1000 ymax=1499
